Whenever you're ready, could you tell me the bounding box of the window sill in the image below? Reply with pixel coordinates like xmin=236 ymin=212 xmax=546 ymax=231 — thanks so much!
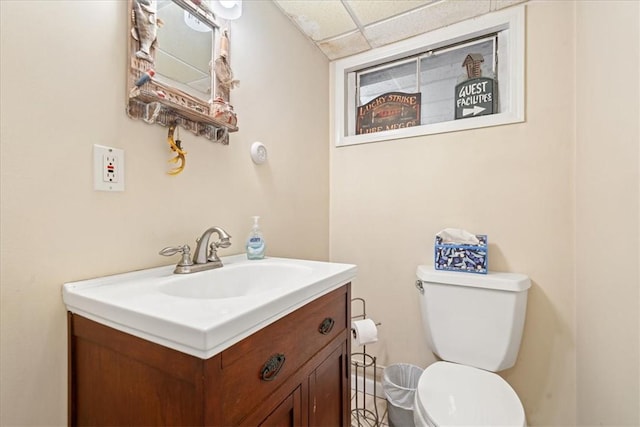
xmin=336 ymin=110 xmax=524 ymax=147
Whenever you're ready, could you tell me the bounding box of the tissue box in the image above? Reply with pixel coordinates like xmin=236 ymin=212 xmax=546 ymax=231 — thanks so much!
xmin=434 ymin=235 xmax=488 ymax=274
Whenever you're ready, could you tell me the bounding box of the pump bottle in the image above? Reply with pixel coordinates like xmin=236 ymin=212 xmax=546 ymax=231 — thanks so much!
xmin=246 ymin=216 xmax=265 ymax=260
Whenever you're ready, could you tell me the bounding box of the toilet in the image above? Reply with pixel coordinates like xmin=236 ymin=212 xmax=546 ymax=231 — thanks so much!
xmin=413 ymin=265 xmax=531 ymax=427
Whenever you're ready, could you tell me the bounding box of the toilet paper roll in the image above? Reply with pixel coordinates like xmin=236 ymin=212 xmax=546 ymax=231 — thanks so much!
xmin=351 ymin=318 xmax=378 ymax=346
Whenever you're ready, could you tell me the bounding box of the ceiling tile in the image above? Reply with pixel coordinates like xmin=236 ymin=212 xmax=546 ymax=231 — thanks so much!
xmin=364 ymin=0 xmax=491 ymax=48
xmin=345 ymin=0 xmax=435 ymax=26
xmin=491 ymin=0 xmax=526 ymax=11
xmin=274 ymin=0 xmax=357 ymax=41
xmin=318 ymin=31 xmax=370 ymax=60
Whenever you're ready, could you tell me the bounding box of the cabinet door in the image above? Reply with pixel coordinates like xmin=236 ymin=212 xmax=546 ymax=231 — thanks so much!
xmin=258 ymin=386 xmax=302 ymax=427
xmin=308 ymin=342 xmax=349 ymax=427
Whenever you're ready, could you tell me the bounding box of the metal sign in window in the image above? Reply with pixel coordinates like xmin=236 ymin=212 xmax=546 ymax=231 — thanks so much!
xmin=455 ymin=77 xmax=495 ymax=119
xmin=356 ymin=92 xmax=421 ymax=135
xmin=455 ymin=53 xmax=496 ymax=119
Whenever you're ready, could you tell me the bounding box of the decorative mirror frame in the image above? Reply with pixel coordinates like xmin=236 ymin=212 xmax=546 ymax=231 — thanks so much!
xmin=126 ymin=0 xmax=238 ymax=144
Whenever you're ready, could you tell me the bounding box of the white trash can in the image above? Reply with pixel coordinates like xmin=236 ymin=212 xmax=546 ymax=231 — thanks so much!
xmin=382 ymin=364 xmax=424 ymax=427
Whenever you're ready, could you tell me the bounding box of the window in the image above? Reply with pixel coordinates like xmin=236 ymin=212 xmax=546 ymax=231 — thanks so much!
xmin=332 ymin=5 xmax=524 ymax=147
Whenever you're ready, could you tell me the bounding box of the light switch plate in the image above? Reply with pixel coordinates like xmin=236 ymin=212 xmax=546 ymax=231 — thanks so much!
xmin=94 ymin=145 xmax=124 ymax=191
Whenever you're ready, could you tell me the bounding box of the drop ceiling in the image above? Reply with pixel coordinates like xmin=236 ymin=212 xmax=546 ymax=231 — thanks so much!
xmin=273 ymin=0 xmax=526 ymax=60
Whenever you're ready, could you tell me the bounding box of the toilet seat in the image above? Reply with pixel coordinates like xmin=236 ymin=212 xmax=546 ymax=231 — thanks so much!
xmin=414 ymin=361 xmax=526 ymax=427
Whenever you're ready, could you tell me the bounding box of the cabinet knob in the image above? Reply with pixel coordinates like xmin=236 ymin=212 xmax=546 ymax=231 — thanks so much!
xmin=260 ymin=353 xmax=286 ymax=381
xmin=318 ymin=317 xmax=335 ymax=335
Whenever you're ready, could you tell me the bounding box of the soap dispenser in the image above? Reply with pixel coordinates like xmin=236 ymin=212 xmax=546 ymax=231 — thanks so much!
xmin=246 ymin=216 xmax=265 ymax=260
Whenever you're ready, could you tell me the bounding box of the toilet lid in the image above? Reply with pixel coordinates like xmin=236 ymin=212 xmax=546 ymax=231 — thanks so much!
xmin=415 ymin=362 xmax=525 ymax=426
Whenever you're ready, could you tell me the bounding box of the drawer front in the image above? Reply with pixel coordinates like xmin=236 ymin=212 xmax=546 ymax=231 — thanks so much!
xmin=220 ymin=285 xmax=348 ymax=425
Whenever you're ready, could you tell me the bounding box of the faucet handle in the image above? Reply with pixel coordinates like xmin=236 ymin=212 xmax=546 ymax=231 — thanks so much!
xmin=159 ymin=244 xmax=194 ymax=267
xmin=208 ymin=235 xmax=232 ymax=262
xmin=207 ymin=242 xmax=221 ymax=263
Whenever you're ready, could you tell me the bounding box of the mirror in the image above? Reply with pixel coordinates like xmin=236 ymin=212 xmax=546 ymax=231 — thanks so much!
xmin=126 ymin=0 xmax=238 ymax=143
xmin=155 ymin=0 xmax=213 ymax=101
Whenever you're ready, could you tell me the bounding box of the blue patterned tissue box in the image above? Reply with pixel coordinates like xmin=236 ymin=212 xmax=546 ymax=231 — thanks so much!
xmin=434 ymin=235 xmax=488 ymax=274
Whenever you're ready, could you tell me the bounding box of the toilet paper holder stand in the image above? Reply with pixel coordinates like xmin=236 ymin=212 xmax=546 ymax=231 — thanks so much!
xmin=351 ymin=297 xmax=382 ymax=427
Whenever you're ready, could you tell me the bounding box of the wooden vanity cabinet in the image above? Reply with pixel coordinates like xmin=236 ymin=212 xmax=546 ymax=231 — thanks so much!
xmin=68 ymin=284 xmax=351 ymax=426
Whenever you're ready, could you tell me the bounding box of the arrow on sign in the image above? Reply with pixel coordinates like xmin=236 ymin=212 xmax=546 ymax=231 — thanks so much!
xmin=462 ymin=106 xmax=486 ymax=117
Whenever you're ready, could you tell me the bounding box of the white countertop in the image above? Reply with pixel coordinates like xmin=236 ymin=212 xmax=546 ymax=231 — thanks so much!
xmin=63 ymin=254 xmax=357 ymax=359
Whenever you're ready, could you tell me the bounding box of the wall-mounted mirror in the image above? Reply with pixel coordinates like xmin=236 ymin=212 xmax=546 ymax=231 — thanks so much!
xmin=126 ymin=0 xmax=238 ymax=143
xmin=155 ymin=0 xmax=213 ymax=100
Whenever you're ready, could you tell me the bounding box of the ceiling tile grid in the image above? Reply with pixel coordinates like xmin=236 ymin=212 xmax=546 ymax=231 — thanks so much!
xmin=364 ymin=0 xmax=491 ymax=48
xmin=273 ymin=0 xmax=527 ymax=60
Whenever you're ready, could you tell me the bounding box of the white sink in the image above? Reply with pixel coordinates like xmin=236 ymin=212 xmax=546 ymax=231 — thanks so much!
xmin=159 ymin=262 xmax=314 ymax=299
xmin=63 ymin=255 xmax=357 ymax=359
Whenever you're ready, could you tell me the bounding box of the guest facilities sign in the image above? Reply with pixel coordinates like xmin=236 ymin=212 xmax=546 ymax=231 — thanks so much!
xmin=356 ymin=92 xmax=421 ymax=135
xmin=455 ymin=77 xmax=495 ymax=119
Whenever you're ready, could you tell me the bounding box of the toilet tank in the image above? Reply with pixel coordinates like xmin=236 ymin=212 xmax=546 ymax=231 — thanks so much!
xmin=416 ymin=265 xmax=531 ymax=372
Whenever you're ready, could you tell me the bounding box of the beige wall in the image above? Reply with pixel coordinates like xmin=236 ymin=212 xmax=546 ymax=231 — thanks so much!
xmin=2 ymin=1 xmax=639 ymax=426
xmin=0 ymin=1 xmax=329 ymax=425
xmin=330 ymin=1 xmax=637 ymax=426
xmin=575 ymin=1 xmax=640 ymax=426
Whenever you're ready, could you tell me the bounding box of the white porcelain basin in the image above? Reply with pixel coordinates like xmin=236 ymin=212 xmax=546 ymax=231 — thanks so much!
xmin=63 ymin=255 xmax=357 ymax=359
xmin=159 ymin=262 xmax=314 ymax=299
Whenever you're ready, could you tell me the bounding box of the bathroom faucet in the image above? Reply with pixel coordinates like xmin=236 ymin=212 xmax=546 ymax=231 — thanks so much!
xmin=159 ymin=226 xmax=232 ymax=274
xmin=193 ymin=226 xmax=232 ymax=264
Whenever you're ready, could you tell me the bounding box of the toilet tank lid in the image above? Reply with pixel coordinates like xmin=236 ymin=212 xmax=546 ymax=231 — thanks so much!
xmin=417 ymin=265 xmax=531 ymax=292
